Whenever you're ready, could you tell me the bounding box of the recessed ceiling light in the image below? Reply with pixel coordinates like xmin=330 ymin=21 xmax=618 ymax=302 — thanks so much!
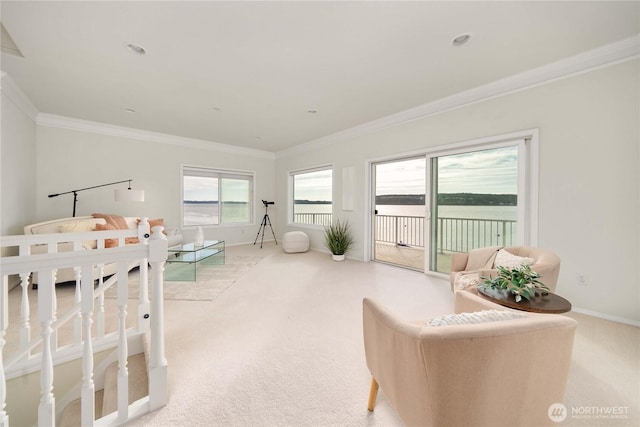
xmin=307 ymin=109 xmax=318 ymax=114
xmin=212 ymin=107 xmax=222 ymax=111
xmin=452 ymin=34 xmax=472 ymax=47
xmin=127 ymin=43 xmax=146 ymax=55
xmin=124 ymin=108 xmax=136 ymax=113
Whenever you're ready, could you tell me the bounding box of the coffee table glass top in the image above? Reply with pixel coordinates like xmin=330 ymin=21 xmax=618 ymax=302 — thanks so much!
xmin=166 ymin=240 xmax=225 ymax=281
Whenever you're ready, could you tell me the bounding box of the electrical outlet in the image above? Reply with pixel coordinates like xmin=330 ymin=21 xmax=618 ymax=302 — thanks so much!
xmin=576 ymin=273 xmax=588 ymax=286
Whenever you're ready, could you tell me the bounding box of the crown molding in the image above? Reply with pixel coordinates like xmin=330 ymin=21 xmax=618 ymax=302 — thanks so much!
xmin=36 ymin=113 xmax=275 ymax=160
xmin=0 ymin=71 xmax=39 ymax=121
xmin=277 ymin=35 xmax=640 ymax=159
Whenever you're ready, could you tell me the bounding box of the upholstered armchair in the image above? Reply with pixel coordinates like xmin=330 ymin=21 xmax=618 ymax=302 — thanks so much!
xmin=363 ymin=291 xmax=577 ymax=427
xmin=450 ymin=245 xmax=561 ymax=293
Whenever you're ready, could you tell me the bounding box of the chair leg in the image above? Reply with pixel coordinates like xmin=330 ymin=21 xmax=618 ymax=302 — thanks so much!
xmin=367 ymin=377 xmax=379 ymax=411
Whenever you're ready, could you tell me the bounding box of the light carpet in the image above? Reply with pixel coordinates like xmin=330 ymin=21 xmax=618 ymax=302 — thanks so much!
xmin=7 ymin=243 xmax=638 ymax=426
xmin=105 ymin=255 xmax=265 ymax=301
xmin=132 ymin=244 xmax=639 ymax=427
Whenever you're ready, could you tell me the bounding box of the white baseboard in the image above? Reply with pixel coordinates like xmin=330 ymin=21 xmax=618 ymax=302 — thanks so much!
xmin=571 ymin=306 xmax=639 ymax=328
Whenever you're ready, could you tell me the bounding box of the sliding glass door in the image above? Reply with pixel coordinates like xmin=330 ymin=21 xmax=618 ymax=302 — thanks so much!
xmin=372 ymin=157 xmax=426 ymax=271
xmin=429 ymin=145 xmax=520 ymax=273
xmin=370 ymin=135 xmax=532 ymax=275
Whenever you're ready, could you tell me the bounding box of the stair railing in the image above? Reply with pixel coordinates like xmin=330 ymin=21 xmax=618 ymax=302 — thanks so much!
xmin=0 ymin=218 xmax=168 ymax=427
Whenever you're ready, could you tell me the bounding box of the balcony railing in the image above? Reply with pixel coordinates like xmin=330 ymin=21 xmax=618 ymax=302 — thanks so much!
xmin=292 ymin=213 xmax=333 ymax=226
xmin=375 ymin=215 xmax=516 ymax=252
xmin=437 ymin=217 xmax=516 ymax=253
xmin=291 ymin=212 xmax=515 ymax=253
xmin=375 ymin=215 xmax=424 ymax=247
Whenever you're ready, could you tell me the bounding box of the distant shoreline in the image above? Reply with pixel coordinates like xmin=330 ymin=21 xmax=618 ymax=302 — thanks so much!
xmin=295 ymin=193 xmax=516 ymax=206
xmin=186 ymin=193 xmax=517 ymax=207
xmin=377 ymin=193 xmax=516 ymax=206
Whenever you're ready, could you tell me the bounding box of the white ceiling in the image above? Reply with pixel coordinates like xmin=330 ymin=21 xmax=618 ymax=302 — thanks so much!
xmin=2 ymin=1 xmax=639 ymax=153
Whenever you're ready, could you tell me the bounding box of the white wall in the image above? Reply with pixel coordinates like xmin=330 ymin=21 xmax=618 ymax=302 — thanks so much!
xmin=35 ymin=124 xmax=276 ymax=245
xmin=275 ymin=60 xmax=640 ymax=324
xmin=2 ymin=60 xmax=638 ymax=323
xmin=1 ymin=85 xmax=37 ymax=238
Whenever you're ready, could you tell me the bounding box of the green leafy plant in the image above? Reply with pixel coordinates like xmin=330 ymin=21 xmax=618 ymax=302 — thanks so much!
xmin=323 ymin=219 xmax=354 ymax=256
xmin=480 ymin=264 xmax=549 ymax=303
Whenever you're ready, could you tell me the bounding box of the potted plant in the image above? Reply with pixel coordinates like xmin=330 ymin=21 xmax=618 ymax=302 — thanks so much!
xmin=324 ymin=219 xmax=354 ymax=261
xmin=479 ymin=264 xmax=549 ymax=302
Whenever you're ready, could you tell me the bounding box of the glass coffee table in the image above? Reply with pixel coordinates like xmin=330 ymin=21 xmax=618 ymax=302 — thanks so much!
xmin=165 ymin=240 xmax=225 ymax=281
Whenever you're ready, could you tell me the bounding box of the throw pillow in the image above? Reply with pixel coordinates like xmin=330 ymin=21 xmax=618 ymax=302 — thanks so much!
xmin=94 ymin=213 xmax=140 ymax=244
xmin=95 ymin=223 xmax=118 ymax=248
xmin=58 ymin=223 xmax=75 ymax=233
xmin=427 ymin=309 xmax=526 ymax=326
xmin=58 ymin=221 xmax=98 ymax=249
xmin=453 ymin=272 xmax=481 ymax=291
xmin=494 ymin=249 xmax=534 ymax=269
xmin=92 ymin=213 xmax=129 ymax=230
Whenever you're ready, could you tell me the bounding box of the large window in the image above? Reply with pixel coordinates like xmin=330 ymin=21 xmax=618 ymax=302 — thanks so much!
xmin=182 ymin=166 xmax=253 ymax=227
xmin=369 ymin=131 xmax=537 ymax=276
xmin=290 ymin=166 xmax=333 ymax=226
xmin=430 ymin=144 xmax=520 ymax=273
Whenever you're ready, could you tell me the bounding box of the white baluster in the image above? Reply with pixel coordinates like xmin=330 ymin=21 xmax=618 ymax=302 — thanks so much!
xmin=148 ymin=228 xmax=168 ymax=410
xmin=80 ymin=264 xmax=95 ymax=426
xmin=138 ymin=218 xmax=151 ymax=332
xmin=47 ymin=244 xmax=59 ymax=355
xmin=19 ymin=272 xmax=31 ymax=356
xmin=51 ymin=270 xmax=58 ymax=358
xmin=74 ymin=267 xmax=82 ymax=345
xmin=96 ymin=264 xmax=105 ymax=338
xmin=138 ymin=260 xmax=150 ymax=333
xmin=117 ymin=262 xmax=129 ymax=422
xmin=1 ymin=276 xmax=9 ymax=427
xmin=37 ymin=269 xmax=56 ymax=426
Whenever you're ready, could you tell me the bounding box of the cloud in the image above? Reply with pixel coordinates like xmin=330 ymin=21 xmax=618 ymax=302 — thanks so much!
xmin=294 ymin=169 xmax=333 ymax=201
xmin=376 ymin=146 xmax=518 ymax=195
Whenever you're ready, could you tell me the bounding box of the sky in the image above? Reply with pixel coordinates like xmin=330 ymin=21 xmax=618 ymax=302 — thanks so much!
xmin=184 ymin=176 xmax=250 ymax=202
xmin=294 ymin=169 xmax=332 ymax=201
xmin=376 ymin=146 xmax=518 ymax=196
xmin=185 ymin=145 xmax=518 ymax=202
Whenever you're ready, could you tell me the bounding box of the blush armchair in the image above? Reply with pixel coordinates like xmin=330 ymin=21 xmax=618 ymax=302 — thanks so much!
xmin=363 ymin=291 xmax=577 ymax=427
xmin=450 ymin=245 xmax=561 ymax=293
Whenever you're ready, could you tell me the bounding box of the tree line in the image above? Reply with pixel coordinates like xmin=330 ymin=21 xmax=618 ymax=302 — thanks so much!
xmin=376 ymin=193 xmax=516 ymax=206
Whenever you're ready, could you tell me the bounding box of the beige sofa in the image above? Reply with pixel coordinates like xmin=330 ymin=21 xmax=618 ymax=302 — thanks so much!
xmin=363 ymin=291 xmax=577 ymax=427
xmin=450 ymin=245 xmax=561 ymax=293
xmin=24 ymin=215 xmax=182 ymax=285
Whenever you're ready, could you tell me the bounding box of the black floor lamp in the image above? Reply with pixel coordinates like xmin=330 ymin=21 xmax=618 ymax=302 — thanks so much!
xmin=48 ymin=179 xmax=144 ymax=217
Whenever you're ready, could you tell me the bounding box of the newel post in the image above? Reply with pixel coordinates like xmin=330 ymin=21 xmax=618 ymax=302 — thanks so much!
xmin=147 ymin=226 xmax=168 ymax=410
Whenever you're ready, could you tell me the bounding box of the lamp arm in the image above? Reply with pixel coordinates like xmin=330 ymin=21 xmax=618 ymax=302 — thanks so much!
xmin=48 ymin=179 xmax=133 ymax=198
xmin=48 ymin=179 xmax=135 ymax=217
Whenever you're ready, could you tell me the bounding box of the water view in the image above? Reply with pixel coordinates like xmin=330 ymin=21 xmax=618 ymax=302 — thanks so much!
xmin=295 ymin=202 xmax=516 ymax=221
xmin=183 ymin=202 xmax=249 ymax=226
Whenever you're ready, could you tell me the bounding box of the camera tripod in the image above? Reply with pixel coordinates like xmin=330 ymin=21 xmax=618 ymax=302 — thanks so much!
xmin=254 ymin=201 xmax=277 ymax=248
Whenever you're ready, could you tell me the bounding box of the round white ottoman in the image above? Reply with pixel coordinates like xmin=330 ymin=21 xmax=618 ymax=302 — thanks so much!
xmin=282 ymin=231 xmax=310 ymax=253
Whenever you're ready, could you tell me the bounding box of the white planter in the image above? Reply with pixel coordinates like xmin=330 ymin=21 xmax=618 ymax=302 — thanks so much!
xmin=332 ymin=254 xmax=346 ymax=262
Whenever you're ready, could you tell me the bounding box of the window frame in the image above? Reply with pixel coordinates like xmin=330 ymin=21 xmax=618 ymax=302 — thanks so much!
xmin=365 ymin=129 xmax=539 ymax=277
xmin=288 ymin=164 xmax=334 ymax=230
xmin=426 ymin=139 xmax=526 ymax=273
xmin=181 ymin=165 xmax=255 ymax=229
